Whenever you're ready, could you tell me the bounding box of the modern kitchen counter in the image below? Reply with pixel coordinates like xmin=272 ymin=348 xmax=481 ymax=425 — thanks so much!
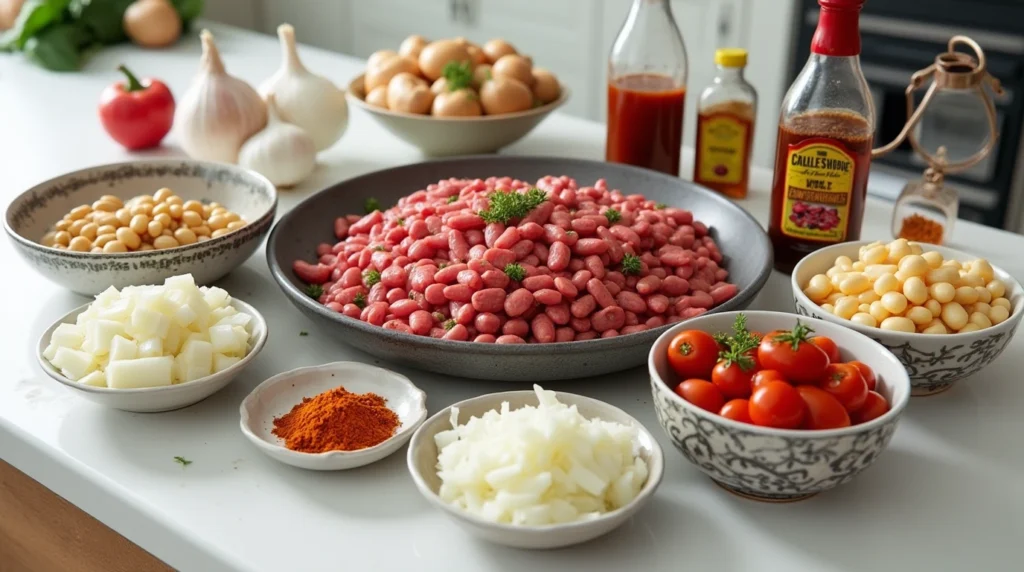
xmin=2 ymin=22 xmax=1022 ymax=572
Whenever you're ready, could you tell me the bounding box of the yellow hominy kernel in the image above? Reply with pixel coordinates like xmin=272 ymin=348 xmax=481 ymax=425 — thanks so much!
xmin=989 ymin=305 xmax=1010 ymax=324
xmin=969 ymin=312 xmax=993 ymax=329
xmin=903 ymin=277 xmax=928 ymax=305
xmin=874 ymin=273 xmax=899 ymax=296
xmin=986 ymin=279 xmax=1006 ymax=299
xmin=905 ymin=306 xmax=933 ymax=326
xmin=840 ymin=274 xmax=871 ymax=295
xmin=921 ymin=251 xmax=944 ymax=268
xmin=869 ymin=301 xmax=890 ymax=323
xmin=880 ymin=316 xmax=915 ymax=332
xmin=881 ymin=291 xmax=908 ymax=315
xmin=850 ymin=313 xmax=877 ymax=328
xmin=941 ymin=302 xmax=969 ymax=331
xmin=954 ymin=286 xmax=979 ymax=305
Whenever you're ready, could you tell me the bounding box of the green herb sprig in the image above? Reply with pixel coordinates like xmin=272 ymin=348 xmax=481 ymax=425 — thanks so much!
xmin=173 ymin=456 xmax=192 ymax=467
xmin=364 ymin=269 xmax=381 ymax=287
xmin=621 ymin=254 xmax=642 ymax=275
xmin=442 ymin=60 xmax=474 ymax=91
xmin=479 ymin=188 xmax=548 ymax=224
xmin=604 ymin=208 xmax=622 ymax=223
xmin=504 ymin=263 xmax=526 ymax=282
xmin=363 ymin=197 xmax=382 ymax=214
xmin=443 ymin=319 xmax=457 ymax=331
xmin=353 ymin=292 xmax=367 ymax=309
xmin=447 ymin=195 xmax=459 ymax=204
xmin=305 ymin=284 xmax=323 ymax=299
xmin=655 ymin=203 xmax=668 ymax=210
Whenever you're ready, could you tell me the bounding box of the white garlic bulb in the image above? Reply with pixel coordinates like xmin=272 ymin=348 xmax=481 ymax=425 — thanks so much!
xmin=238 ymin=94 xmax=316 ymax=188
xmin=259 ymin=24 xmax=348 ymax=152
xmin=175 ymin=29 xmax=267 ymax=164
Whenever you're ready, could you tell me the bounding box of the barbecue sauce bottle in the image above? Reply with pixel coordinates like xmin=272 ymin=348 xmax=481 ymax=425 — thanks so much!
xmin=768 ymin=0 xmax=875 ymax=273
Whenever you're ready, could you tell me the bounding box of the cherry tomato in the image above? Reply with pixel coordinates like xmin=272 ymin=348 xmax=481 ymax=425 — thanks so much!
xmin=674 ymin=379 xmax=725 ymax=413
xmin=849 ymin=360 xmax=877 ymax=391
xmin=751 ymin=369 xmax=786 ymax=389
xmin=667 ymin=330 xmax=721 ymax=380
xmin=821 ymin=363 xmax=868 ymax=412
xmin=711 ymin=359 xmax=755 ymax=399
xmin=720 ymin=399 xmax=753 ymax=424
xmin=757 ymin=323 xmax=830 ymax=384
xmin=749 ymin=381 xmax=806 ymax=429
xmin=810 ymin=336 xmax=841 ymax=364
xmin=852 ymin=391 xmax=890 ymax=424
xmin=796 ymin=385 xmax=851 ymax=430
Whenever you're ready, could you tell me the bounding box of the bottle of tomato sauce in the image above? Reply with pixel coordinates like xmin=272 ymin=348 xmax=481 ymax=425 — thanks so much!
xmin=606 ymin=0 xmax=688 ymax=177
xmin=769 ymin=0 xmax=875 ymax=273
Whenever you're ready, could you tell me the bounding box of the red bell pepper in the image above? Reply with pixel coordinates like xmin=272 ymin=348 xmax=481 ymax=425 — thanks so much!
xmin=98 ymin=65 xmax=175 ymax=150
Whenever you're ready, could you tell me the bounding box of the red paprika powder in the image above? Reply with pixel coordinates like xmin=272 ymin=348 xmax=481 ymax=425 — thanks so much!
xmin=272 ymin=387 xmax=399 ymax=453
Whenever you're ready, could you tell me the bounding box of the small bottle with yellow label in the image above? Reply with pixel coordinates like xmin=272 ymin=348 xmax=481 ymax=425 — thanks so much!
xmin=693 ymin=48 xmax=757 ymax=199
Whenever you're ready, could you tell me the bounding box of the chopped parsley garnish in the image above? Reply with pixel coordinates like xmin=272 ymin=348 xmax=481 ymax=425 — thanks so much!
xmin=442 ymin=60 xmax=473 ymax=91
xmin=353 ymin=292 xmax=367 ymax=309
xmin=396 ymin=218 xmax=405 ymax=226
xmin=432 ymin=311 xmax=446 ymax=322
xmin=443 ymin=319 xmax=457 ymax=331
xmin=363 ymin=197 xmax=382 ymax=213
xmin=621 ymin=254 xmax=642 ymax=275
xmin=372 ymin=245 xmax=386 ymax=252
xmin=305 ymin=284 xmax=323 ymax=299
xmin=173 ymin=456 xmax=192 ymax=467
xmin=299 ymin=331 xmax=308 ymax=336
xmin=479 ymin=188 xmax=548 ymax=224
xmin=447 ymin=195 xmax=459 ymax=204
xmin=364 ymin=269 xmax=381 ymax=287
xmin=504 ymin=262 xmax=526 ymax=282
xmin=713 ymin=314 xmax=762 ymax=358
xmin=604 ymin=208 xmax=622 ymax=223
xmin=655 ymin=203 xmax=667 ymax=210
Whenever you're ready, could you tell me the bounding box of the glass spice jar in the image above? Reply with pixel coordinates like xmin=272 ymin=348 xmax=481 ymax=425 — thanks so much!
xmin=892 ymin=166 xmax=956 ymax=245
xmin=693 ymin=48 xmax=758 ymax=199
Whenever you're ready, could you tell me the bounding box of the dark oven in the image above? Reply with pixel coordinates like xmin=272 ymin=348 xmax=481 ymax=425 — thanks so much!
xmin=792 ymin=0 xmax=1024 ymax=231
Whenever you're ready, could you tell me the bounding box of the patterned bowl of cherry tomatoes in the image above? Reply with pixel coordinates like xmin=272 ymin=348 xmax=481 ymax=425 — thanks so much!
xmin=648 ymin=311 xmax=910 ymax=502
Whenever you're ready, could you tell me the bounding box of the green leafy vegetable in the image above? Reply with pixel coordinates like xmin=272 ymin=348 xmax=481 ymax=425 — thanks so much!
xmin=171 ymin=0 xmax=204 ymax=22
xmin=353 ymin=292 xmax=367 ymax=309
xmin=446 ymin=195 xmax=459 ymax=204
xmin=479 ymin=188 xmax=548 ymax=224
xmin=305 ymin=284 xmax=323 ymax=299
xmin=71 ymin=0 xmax=133 ymax=44
xmin=299 ymin=331 xmax=309 ymax=337
xmin=604 ymin=208 xmax=621 ymax=224
xmin=364 ymin=269 xmax=381 ymax=287
xmin=1 ymin=0 xmax=71 ymax=51
xmin=504 ymin=263 xmax=526 ymax=282
xmin=441 ymin=60 xmax=473 ymax=91
xmin=173 ymin=456 xmax=192 ymax=467
xmin=363 ymin=197 xmax=382 ymax=214
xmin=621 ymin=254 xmax=642 ymax=275
xmin=24 ymin=22 xmax=88 ymax=71
xmin=443 ymin=319 xmax=457 ymax=331
xmin=714 ymin=314 xmax=761 ymax=359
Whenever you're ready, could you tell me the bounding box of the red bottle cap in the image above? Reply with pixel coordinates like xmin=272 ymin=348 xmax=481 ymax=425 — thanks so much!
xmin=812 ymin=0 xmax=865 ymax=57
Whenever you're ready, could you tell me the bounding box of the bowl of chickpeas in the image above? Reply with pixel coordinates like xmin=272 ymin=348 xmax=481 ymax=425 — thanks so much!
xmin=4 ymin=160 xmax=277 ymax=295
xmin=792 ymin=239 xmax=1023 ymax=395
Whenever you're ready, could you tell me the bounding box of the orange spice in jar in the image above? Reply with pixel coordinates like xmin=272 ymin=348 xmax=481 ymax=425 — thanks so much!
xmin=897 ymin=213 xmax=944 ymax=244
xmin=272 ymin=386 xmax=399 ymax=453
xmin=693 ymin=49 xmax=757 ymax=199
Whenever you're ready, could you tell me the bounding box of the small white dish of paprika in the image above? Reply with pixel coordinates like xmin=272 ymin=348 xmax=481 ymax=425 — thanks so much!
xmin=239 ymin=361 xmax=427 ymax=470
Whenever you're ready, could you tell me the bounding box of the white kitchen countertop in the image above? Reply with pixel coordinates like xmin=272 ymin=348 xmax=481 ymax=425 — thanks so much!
xmin=2 ymin=22 xmax=1022 ymax=572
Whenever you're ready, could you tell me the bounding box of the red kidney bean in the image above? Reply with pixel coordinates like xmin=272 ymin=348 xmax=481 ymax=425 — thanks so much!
xmin=571 ymin=294 xmax=596 ymax=318
xmin=546 ymin=241 xmax=571 ymax=271
xmin=456 ymin=269 xmax=483 ymax=290
xmin=574 ymin=238 xmax=608 ymax=256
xmin=575 ymin=331 xmax=598 ymax=341
xmin=504 ymin=288 xmax=534 ymax=317
xmin=443 ymin=284 xmax=473 ymax=302
xmin=483 ymin=248 xmax=516 ymax=268
xmin=646 ymin=294 xmax=670 ymax=314
xmin=624 ymin=311 xmax=639 ymax=326
xmin=603 ymin=281 xmax=622 ymax=297
xmin=368 ymin=283 xmax=388 ymax=303
xmin=580 ymin=255 xmax=603 ymax=279
xmin=591 ymin=306 xmax=625 ymax=331
xmin=380 ymin=266 xmax=406 ymax=289
xmin=522 ymin=275 xmax=555 ymax=291
xmin=483 ymin=223 xmax=505 ymax=247
xmin=570 ymin=270 xmax=593 ymax=291
xmin=448 ymin=214 xmax=486 ymax=231
xmin=333 ymin=218 xmax=350 ymax=239
xmin=326 ymin=301 xmax=344 ymax=313
xmin=480 ymin=270 xmax=509 ymax=289
xmin=455 ymin=304 xmax=476 ymax=325
xmin=496 ymin=335 xmax=525 ymax=344
xmin=555 ymin=327 xmax=575 ymax=342
xmin=342 ymin=304 xmax=361 ymax=318
xmin=511 ymin=240 xmax=534 ymax=260
xmin=518 ymin=222 xmax=545 ymax=240
xmin=443 ymin=324 xmax=469 ymax=340
xmin=553 ymin=276 xmax=578 ymax=298
xmin=689 ymin=278 xmax=711 ymax=293
xmin=474 ymin=334 xmax=497 ymax=343
xmin=621 ymin=325 xmax=648 ymax=335
xmin=502 ymin=318 xmax=529 ymax=337
xmin=474 ymin=312 xmax=501 ymax=334
xmin=424 ymin=283 xmax=446 ymax=305
xmin=383 ymin=319 xmax=413 ymax=333
xmin=600 ymin=330 xmax=619 ymax=338
xmin=494 ymin=226 xmax=521 ymax=249
xmin=364 ymin=302 xmax=388 ymax=326
xmin=661 ymin=276 xmax=690 ymax=296
xmin=616 ymin=291 xmax=647 ymax=313
xmin=389 ymin=299 xmax=420 ymax=318
xmin=710 ymin=283 xmax=738 ymax=304
xmin=636 ymin=275 xmax=662 ymax=295
xmin=646 ymin=316 xmax=666 ymax=328
xmin=294 ymin=261 xmax=331 ymax=284
xmin=429 ymin=327 xmax=446 ymax=338
xmin=409 ymin=310 xmax=433 ymax=335
xmin=531 ymin=314 xmax=556 ymax=343
xmin=434 ymin=263 xmax=467 ymax=284
xmin=385 ymin=288 xmax=408 ymax=305
xmin=570 ymin=317 xmax=591 ymax=332
xmin=471 ymin=288 xmax=506 ymax=313
xmin=545 ymin=303 xmax=571 ymax=325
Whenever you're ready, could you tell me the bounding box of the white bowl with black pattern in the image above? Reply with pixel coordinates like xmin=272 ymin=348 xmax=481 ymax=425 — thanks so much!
xmin=649 ymin=311 xmax=911 ymax=502
xmin=5 ymin=160 xmax=277 ymax=295
xmin=792 ymin=241 xmax=1023 ymax=396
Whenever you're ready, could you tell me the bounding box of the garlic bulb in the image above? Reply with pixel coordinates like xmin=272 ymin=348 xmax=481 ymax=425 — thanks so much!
xmin=175 ymin=29 xmax=267 ymax=164
xmin=238 ymin=94 xmax=316 ymax=188
xmin=259 ymin=24 xmax=348 ymax=152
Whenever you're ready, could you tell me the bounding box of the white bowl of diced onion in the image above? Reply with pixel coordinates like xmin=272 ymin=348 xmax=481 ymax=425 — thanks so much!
xmin=406 ymin=387 xmax=664 ymax=550
xmin=36 ymin=275 xmax=268 ymax=412
xmin=792 ymin=240 xmax=1023 ymax=395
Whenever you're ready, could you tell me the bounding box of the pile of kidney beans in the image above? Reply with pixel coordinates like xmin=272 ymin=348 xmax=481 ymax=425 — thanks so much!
xmin=789 ymin=202 xmax=840 ymax=231
xmin=292 ymin=176 xmax=738 ymax=343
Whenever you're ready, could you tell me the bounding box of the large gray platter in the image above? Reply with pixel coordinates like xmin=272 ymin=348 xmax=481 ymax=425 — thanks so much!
xmin=267 ymin=156 xmax=772 ymax=381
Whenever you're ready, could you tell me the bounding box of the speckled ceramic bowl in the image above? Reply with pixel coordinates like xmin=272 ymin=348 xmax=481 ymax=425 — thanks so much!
xmin=5 ymin=160 xmax=277 ymax=295
xmin=346 ymin=75 xmax=569 ymax=156
xmin=650 ymin=311 xmax=910 ymax=502
xmin=267 ymin=156 xmax=773 ymax=382
xmin=792 ymin=241 xmax=1024 ymax=395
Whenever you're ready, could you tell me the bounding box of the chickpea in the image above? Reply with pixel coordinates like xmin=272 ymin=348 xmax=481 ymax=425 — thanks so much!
xmin=887 ymin=239 xmax=911 ymax=263
xmin=211 ymin=207 xmax=227 ymax=217
xmin=115 ymin=208 xmax=132 ymax=226
xmin=960 ymin=274 xmax=985 ymax=288
xmin=226 ymin=220 xmax=246 ymax=231
xmin=864 ymin=264 xmax=897 ymax=279
xmin=840 ymin=274 xmax=870 ymax=295
xmin=136 ymin=194 xmax=155 ymax=204
xmin=870 ymin=299 xmax=891 ymax=322
xmin=116 ymin=227 xmax=142 ymax=250
xmin=68 ymin=219 xmax=88 ymax=236
xmin=858 ymin=303 xmax=871 ymax=313
xmin=41 ymin=231 xmax=57 ymax=246
xmin=921 ymin=251 xmax=944 ymax=269
xmin=903 ymin=277 xmax=928 ymax=305
xmin=825 ymin=292 xmax=844 ymax=305
xmin=54 ymin=231 xmax=71 ymax=246
xmin=922 ymin=322 xmax=948 ymax=335
xmin=154 ymin=188 xmax=174 ymax=202
xmin=152 ymin=203 xmax=171 ymax=216
xmin=161 ymin=228 xmax=173 ymax=237
xmin=165 ymin=195 xmax=183 ymax=206
xmin=954 ymin=286 xmax=979 ymax=305
xmin=94 ymin=213 xmax=119 ymax=228
xmin=208 ymin=215 xmax=228 ymax=230
xmin=992 ymin=297 xmax=1012 ymax=311
xmin=834 ymin=297 xmax=859 ymax=320
xmin=925 ymin=299 xmax=942 ymax=317
xmin=174 ymin=227 xmax=198 ymax=245
xmin=130 ymin=204 xmax=152 ymax=217
xmin=881 ymin=291 xmax=908 ymax=315
xmin=147 ymin=220 xmax=164 ymax=237
xmin=197 ymin=235 xmax=211 ymax=242
xmin=202 ymin=205 xmax=213 ymax=218
xmin=941 ymin=302 xmax=969 ymax=331
xmin=97 ymin=225 xmax=117 ymax=237
xmin=129 ymin=214 xmax=149 ymax=235
xmin=925 ymin=266 xmax=959 ymax=286
xmin=973 ymin=302 xmax=992 ymax=317
xmin=55 ymin=219 xmax=71 ymax=232
xmin=909 ymin=242 xmax=924 ymax=255
xmin=959 ymin=323 xmax=983 ymax=333
xmin=191 ymin=224 xmax=211 ymax=237
xmin=874 ymin=273 xmax=899 ymax=296
xmin=92 ymin=199 xmax=118 ymax=212
xmin=986 ymin=279 xmax=1006 ymax=299
xmin=100 ymin=194 xmax=123 ymax=206
xmin=880 ymin=316 xmax=916 ymax=333
xmin=94 ymin=233 xmax=116 ymax=247
xmin=68 ymin=236 xmax=92 ymax=252
xmin=169 ymin=204 xmax=183 ymax=220
xmin=858 ymin=290 xmax=880 ymax=304
xmin=181 ymin=210 xmax=203 ymax=228
xmin=139 ymin=244 xmax=155 ymax=251
xmin=835 ymin=255 xmax=853 ymax=270
xmin=102 ymin=240 xmax=128 ymax=253
xmin=861 ymin=245 xmax=887 ymax=265
xmin=969 ymin=311 xmax=993 ymax=329
xmin=850 ymin=313 xmax=877 ymax=328
xmin=971 ymin=259 xmax=994 ymax=282
xmin=91 ymin=247 xmax=103 ymax=253
xmin=68 ymin=205 xmax=92 ymax=220
xmin=183 ymin=200 xmax=204 ymax=213
xmin=905 ymin=306 xmax=933 ymax=326
xmin=975 ymin=286 xmax=992 ymax=304
xmin=929 ymin=282 xmax=955 ymax=304
xmin=79 ymin=222 xmax=98 ymax=240
xmin=211 ymin=228 xmax=231 ymax=238
xmin=830 ymin=272 xmax=846 ymax=289
xmin=153 ymin=235 xmax=179 ymax=249
xmin=152 ymin=213 xmax=170 ymax=227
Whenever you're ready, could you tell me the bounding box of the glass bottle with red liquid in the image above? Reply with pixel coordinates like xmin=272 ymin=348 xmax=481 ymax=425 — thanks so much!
xmin=606 ymin=0 xmax=688 ymax=176
xmin=769 ymin=0 xmax=876 ymax=273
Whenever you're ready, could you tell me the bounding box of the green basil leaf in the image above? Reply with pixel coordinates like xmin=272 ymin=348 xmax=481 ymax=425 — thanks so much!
xmin=171 ymin=0 xmax=203 ymax=23
xmin=24 ymin=22 xmax=85 ymax=71
xmin=0 ymin=0 xmax=71 ymax=51
xmin=70 ymin=0 xmax=134 ymax=44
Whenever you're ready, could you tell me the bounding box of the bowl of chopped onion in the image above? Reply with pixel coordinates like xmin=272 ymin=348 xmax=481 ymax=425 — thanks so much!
xmin=406 ymin=385 xmax=663 ymax=549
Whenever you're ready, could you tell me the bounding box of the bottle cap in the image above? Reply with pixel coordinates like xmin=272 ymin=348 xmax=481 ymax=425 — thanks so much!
xmin=715 ymin=48 xmax=747 ymax=68
xmin=819 ymin=0 xmax=865 ymax=8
